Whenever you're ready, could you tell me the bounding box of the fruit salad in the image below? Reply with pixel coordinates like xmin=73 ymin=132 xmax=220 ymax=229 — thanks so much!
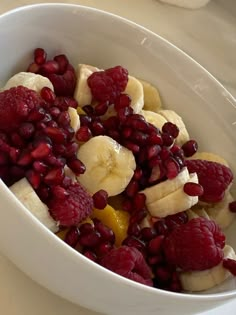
xmin=1 ymin=48 xmax=236 ymax=293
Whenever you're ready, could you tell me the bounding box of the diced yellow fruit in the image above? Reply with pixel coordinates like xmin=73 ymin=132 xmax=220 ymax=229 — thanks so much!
xmin=91 ymin=205 xmax=130 ymax=247
xmin=77 ymin=107 xmax=86 ymax=115
xmin=56 ymin=229 xmax=68 ymax=240
xmin=139 ymin=79 xmax=162 ymax=112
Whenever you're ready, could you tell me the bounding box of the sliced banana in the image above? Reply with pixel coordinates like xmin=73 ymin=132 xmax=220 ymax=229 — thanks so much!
xmin=3 ymin=72 xmax=54 ymax=93
xmin=141 ymin=167 xmax=190 ymax=205
xmin=68 ymin=107 xmax=80 ymax=132
xmin=186 ymin=209 xmax=199 ymax=221
xmin=188 ymin=151 xmax=229 ymax=167
xmin=74 ymin=64 xmax=99 ymax=107
xmin=77 ymin=135 xmax=136 ymax=196
xmin=10 ymin=178 xmax=58 ymax=232
xmin=147 ymin=172 xmax=199 ymax=218
xmin=138 ymin=79 xmax=162 ymax=112
xmin=205 ymin=193 xmax=235 ymax=229
xmin=124 ymin=75 xmax=144 ymax=113
xmin=158 ymin=109 xmax=190 ymax=145
xmin=180 ymin=245 xmax=236 ymax=292
xmin=141 ymin=110 xmax=167 ymax=130
xmin=191 ymin=208 xmax=210 ymax=220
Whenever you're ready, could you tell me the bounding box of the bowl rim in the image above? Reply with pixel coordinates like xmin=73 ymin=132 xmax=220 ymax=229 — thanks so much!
xmin=0 ymin=2 xmax=236 ymax=302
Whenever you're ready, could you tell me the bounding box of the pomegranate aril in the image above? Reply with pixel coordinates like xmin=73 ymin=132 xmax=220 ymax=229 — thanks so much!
xmin=10 ymin=133 xmax=25 ymax=148
xmin=19 ymin=122 xmax=35 ymax=139
xmin=44 ymin=127 xmax=66 ymax=144
xmin=133 ymin=193 xmax=146 ymax=211
xmin=114 ymin=93 xmax=131 ymax=111
xmin=54 ymin=54 xmax=69 ymax=74
xmin=140 ymin=227 xmax=157 ymax=241
xmin=40 ymin=60 xmax=59 ymax=74
xmin=127 ymin=222 xmax=141 ymax=237
xmin=31 ymin=142 xmax=52 ymax=159
xmin=26 ymin=170 xmax=41 ymax=189
xmin=133 ymin=168 xmax=143 ymax=181
xmin=124 ymin=141 xmax=140 ymax=154
xmin=9 ymin=166 xmax=25 ymax=181
xmin=162 ymin=132 xmax=174 ymax=147
xmin=65 ymin=226 xmax=80 ymax=248
xmin=94 ymin=221 xmax=115 ymax=244
xmin=162 ymin=122 xmax=179 ymax=139
xmin=148 ymin=254 xmax=163 ymax=265
xmin=9 ymin=148 xmax=20 ymax=163
xmin=165 ymin=158 xmax=180 ymax=179
xmin=131 ymin=131 xmax=148 ymax=146
xmin=67 ymin=158 xmax=86 ymax=175
xmin=46 ymin=155 xmax=66 ymax=168
xmin=63 ymin=126 xmax=75 ymax=141
xmin=160 ymin=147 xmax=171 ymax=161
xmin=40 ymin=87 xmax=56 ymax=103
xmin=80 ymin=115 xmax=92 ymax=127
xmin=96 ymin=242 xmax=113 ymax=257
xmin=154 ymin=220 xmax=169 ymax=236
xmin=107 ymin=129 xmax=120 ymax=142
xmin=94 ymin=101 xmax=109 ymax=116
xmin=126 ymin=116 xmax=149 ymax=132
xmin=122 ymin=236 xmax=146 ymax=252
xmin=125 ymin=180 xmax=139 ymax=198
xmin=93 ymin=190 xmax=108 ymax=209
xmin=17 ymin=151 xmax=32 ymax=166
xmin=51 ymin=185 xmax=69 ymax=199
xmin=42 ymin=113 xmax=52 ymax=124
xmin=82 ymin=105 xmax=94 ymax=116
xmin=147 ymin=235 xmax=164 ymax=255
xmin=184 ymin=182 xmax=204 ymax=196
xmin=75 ymin=126 xmax=92 ymax=142
xmin=53 ymin=144 xmax=66 ymax=155
xmin=182 ymin=139 xmax=198 ymax=157
xmin=117 ymin=106 xmax=133 ymax=122
xmin=44 ymin=167 xmax=65 ymax=185
xmin=49 ymin=107 xmax=61 ymax=118
xmin=34 ymin=48 xmax=47 ymax=65
xmin=122 ymin=198 xmax=133 ymax=212
xmin=78 ymin=230 xmax=101 ymax=248
xmin=122 ymin=127 xmax=132 ymax=139
xmin=147 ymin=145 xmax=161 ymax=160
xmin=83 ymin=250 xmax=97 ymax=262
xmin=28 ymin=107 xmax=46 ymax=122
xmin=0 ymin=152 xmax=8 ymax=165
xmin=229 ymin=201 xmax=236 ymax=213
xmin=155 ymin=266 xmax=172 ymax=282
xmin=223 ymin=258 xmax=236 ymax=275
xmin=148 ymin=133 xmax=163 ymax=145
xmin=33 ymin=161 xmax=48 ymax=174
xmin=91 ymin=121 xmax=105 ymax=136
xmin=79 ymin=223 xmax=94 ymax=235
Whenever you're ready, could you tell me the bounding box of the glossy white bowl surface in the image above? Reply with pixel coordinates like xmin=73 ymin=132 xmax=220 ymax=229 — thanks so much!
xmin=0 ymin=4 xmax=236 ymax=315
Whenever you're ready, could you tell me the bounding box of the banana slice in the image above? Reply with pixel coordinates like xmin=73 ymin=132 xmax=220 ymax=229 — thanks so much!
xmin=141 ymin=110 xmax=167 ymax=130
xmin=191 ymin=208 xmax=210 ymax=220
xmin=68 ymin=107 xmax=80 ymax=132
xmin=188 ymin=151 xmax=229 ymax=167
xmin=138 ymin=79 xmax=162 ymax=112
xmin=74 ymin=64 xmax=99 ymax=107
xmin=10 ymin=178 xmax=58 ymax=232
xmin=147 ymin=172 xmax=199 ymax=218
xmin=124 ymin=75 xmax=144 ymax=113
xmin=186 ymin=209 xmax=199 ymax=221
xmin=77 ymin=135 xmax=136 ymax=196
xmin=180 ymin=245 xmax=236 ymax=292
xmin=158 ymin=109 xmax=190 ymax=145
xmin=3 ymin=72 xmax=54 ymax=93
xmin=205 ymin=193 xmax=235 ymax=229
xmin=141 ymin=167 xmax=190 ymax=205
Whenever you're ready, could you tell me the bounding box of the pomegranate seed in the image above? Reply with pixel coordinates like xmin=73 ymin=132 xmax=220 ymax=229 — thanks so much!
xmin=125 ymin=180 xmax=139 ymax=197
xmin=229 ymin=201 xmax=236 ymax=213
xmin=184 ymin=182 xmax=204 ymax=196
xmin=49 ymin=107 xmax=61 ymax=118
xmin=122 ymin=198 xmax=133 ymax=212
xmin=79 ymin=223 xmax=94 ymax=235
xmin=51 ymin=186 xmax=69 ymax=199
xmin=223 ymin=258 xmax=236 ymax=275
xmin=117 ymin=106 xmax=133 ymax=121
xmin=0 ymin=152 xmax=8 ymax=165
xmin=78 ymin=230 xmax=101 ymax=248
xmin=147 ymin=235 xmax=164 ymax=255
xmin=40 ymin=60 xmax=59 ymax=74
xmin=148 ymin=133 xmax=163 ymax=145
xmin=34 ymin=48 xmax=47 ymax=65
xmin=126 ymin=116 xmax=149 ymax=132
xmin=160 ymin=147 xmax=171 ymax=160
xmin=154 ymin=220 xmax=169 ymax=236
xmin=107 ymin=129 xmax=120 ymax=142
xmin=182 ymin=140 xmax=198 ymax=157
xmin=46 ymin=155 xmax=65 ymax=167
xmin=10 ymin=133 xmax=25 ymax=148
xmin=33 ymin=161 xmax=48 ymax=174
xmin=75 ymin=126 xmax=92 ymax=142
xmin=80 ymin=115 xmax=92 ymax=127
xmin=130 ymin=209 xmax=148 ymax=225
xmin=67 ymin=158 xmax=86 ymax=175
xmin=40 ymin=87 xmax=56 ymax=103
xmin=27 ymin=62 xmax=40 ymax=73
xmin=96 ymin=242 xmax=113 ymax=257
xmin=162 ymin=132 xmax=174 ymax=147
xmin=140 ymin=227 xmax=157 ymax=241
xmin=94 ymin=101 xmax=109 ymax=116
xmin=170 ymin=144 xmax=181 ymax=154
xmin=149 ymin=164 xmax=164 ymax=183
xmin=133 ymin=167 xmax=143 ymax=181
xmin=155 ymin=266 xmax=171 ymax=282
xmin=94 ymin=222 xmax=115 ymax=244
xmin=133 ymin=193 xmax=146 ymax=211
xmin=93 ymin=190 xmax=108 ymax=209
xmin=26 ymin=169 xmax=41 ymax=189
xmin=9 ymin=148 xmax=20 ymax=163
xmin=28 ymin=107 xmax=46 ymax=122
xmin=131 ymin=131 xmax=148 ymax=146
xmin=127 ymin=222 xmax=141 ymax=237
xmin=44 ymin=167 xmax=65 ymax=185
xmin=83 ymin=250 xmax=97 ymax=262
xmin=65 ymin=226 xmax=80 ymax=247
xmin=147 ymin=145 xmax=161 ymax=160
xmin=124 ymin=141 xmax=140 ymax=154
xmin=44 ymin=127 xmax=66 ymax=144
xmin=31 ymin=142 xmax=52 ymax=159
xmin=9 ymin=166 xmax=25 ymax=181
xmin=42 ymin=113 xmax=52 ymax=124
xmin=148 ymin=156 xmax=161 ymax=168
xmin=162 ymin=122 xmax=179 ymax=139
xmin=54 ymin=54 xmax=69 ymax=73
xmin=148 ymin=254 xmax=163 ymax=265
xmin=165 ymin=158 xmax=180 ymax=179
xmin=91 ymin=121 xmax=105 ymax=136
xmin=19 ymin=123 xmax=35 ymax=139
xmin=114 ymin=93 xmax=131 ymax=111
xmin=122 ymin=236 xmax=146 ymax=252
xmin=82 ymin=105 xmax=94 ymax=116
xmin=17 ymin=151 xmax=32 ymax=166
xmin=57 ymin=111 xmax=71 ymax=127
xmin=122 ymin=127 xmax=132 ymax=139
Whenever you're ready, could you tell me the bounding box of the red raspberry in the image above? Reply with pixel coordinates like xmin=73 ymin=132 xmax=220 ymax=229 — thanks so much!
xmin=48 ymin=182 xmax=93 ymax=226
xmin=99 ymin=246 xmax=153 ymax=286
xmin=87 ymin=66 xmax=128 ymax=104
xmin=0 ymin=86 xmax=43 ymax=132
xmin=164 ymin=217 xmax=225 ymax=271
xmin=185 ymin=159 xmax=233 ymax=203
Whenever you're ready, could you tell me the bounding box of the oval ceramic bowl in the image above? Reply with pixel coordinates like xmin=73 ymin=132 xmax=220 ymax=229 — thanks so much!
xmin=0 ymin=4 xmax=236 ymax=315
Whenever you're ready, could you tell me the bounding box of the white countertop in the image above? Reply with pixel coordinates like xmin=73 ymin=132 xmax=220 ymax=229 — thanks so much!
xmin=0 ymin=1 xmax=235 ymax=314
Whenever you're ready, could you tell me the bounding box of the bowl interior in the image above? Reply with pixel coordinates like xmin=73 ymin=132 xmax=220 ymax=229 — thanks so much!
xmin=0 ymin=2 xmax=236 ymax=310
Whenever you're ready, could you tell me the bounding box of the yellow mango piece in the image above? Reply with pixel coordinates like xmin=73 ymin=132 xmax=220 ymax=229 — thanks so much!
xmin=91 ymin=205 xmax=130 ymax=247
xmin=55 ymin=218 xmax=93 ymax=240
xmin=77 ymin=107 xmax=86 ymax=115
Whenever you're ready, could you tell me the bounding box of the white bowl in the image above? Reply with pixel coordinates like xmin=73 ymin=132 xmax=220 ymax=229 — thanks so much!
xmin=0 ymin=4 xmax=236 ymax=315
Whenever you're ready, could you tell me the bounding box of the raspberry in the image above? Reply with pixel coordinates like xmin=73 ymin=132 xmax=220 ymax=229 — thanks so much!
xmin=87 ymin=66 xmax=128 ymax=104
xmin=0 ymin=86 xmax=43 ymax=132
xmin=164 ymin=217 xmax=225 ymax=271
xmin=99 ymin=246 xmax=153 ymax=286
xmin=48 ymin=182 xmax=93 ymax=226
xmin=185 ymin=159 xmax=233 ymax=203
